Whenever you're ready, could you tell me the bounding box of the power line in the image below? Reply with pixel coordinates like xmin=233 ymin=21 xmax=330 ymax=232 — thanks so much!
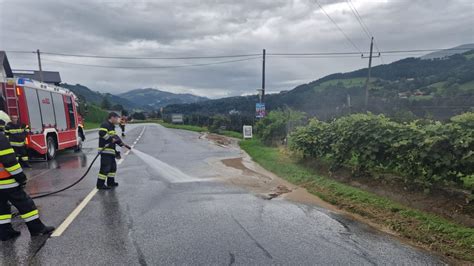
xmin=41 ymin=56 xmax=261 ymax=69
xmin=3 ymin=50 xmax=36 ymax=54
xmin=268 ymin=52 xmax=429 ymax=59
xmin=346 ymin=0 xmax=371 ymax=39
xmin=268 ymin=48 xmax=472 ymax=56
xmin=40 ymin=51 xmax=260 ymax=60
xmin=314 ymin=0 xmax=362 ymax=53
xmin=6 ymin=47 xmax=470 ymax=60
xmin=268 ymin=55 xmax=362 ymax=59
xmin=346 ymin=0 xmax=385 ymax=64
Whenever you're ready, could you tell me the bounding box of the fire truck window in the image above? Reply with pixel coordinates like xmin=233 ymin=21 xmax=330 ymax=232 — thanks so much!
xmin=37 ymin=90 xmax=55 ymax=127
xmin=52 ymin=93 xmax=68 ymax=131
xmin=66 ymin=96 xmax=76 ymax=129
xmin=23 ymin=87 xmax=43 ymax=133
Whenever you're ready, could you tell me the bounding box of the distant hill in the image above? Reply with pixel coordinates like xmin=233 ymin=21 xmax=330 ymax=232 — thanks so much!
xmin=118 ymin=88 xmax=208 ymax=109
xmin=61 ymin=83 xmax=138 ymax=109
xmin=62 ymin=84 xmax=207 ymax=111
xmin=166 ymin=48 xmax=474 ymax=121
xmin=421 ymin=43 xmax=474 ymax=60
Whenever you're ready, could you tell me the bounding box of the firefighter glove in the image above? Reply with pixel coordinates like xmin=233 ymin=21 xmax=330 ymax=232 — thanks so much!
xmin=13 ymin=172 xmax=27 ymax=187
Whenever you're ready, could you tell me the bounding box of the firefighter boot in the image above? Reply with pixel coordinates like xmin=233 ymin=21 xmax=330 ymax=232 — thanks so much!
xmin=0 ymin=224 xmax=21 ymax=241
xmin=21 ymin=161 xmax=32 ymax=168
xmin=96 ymin=179 xmax=111 ymax=190
xmin=107 ymin=177 xmax=119 ymax=187
xmin=26 ymin=219 xmax=55 ymax=237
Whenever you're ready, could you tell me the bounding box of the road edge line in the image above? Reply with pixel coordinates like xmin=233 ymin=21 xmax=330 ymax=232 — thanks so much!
xmin=51 ymin=188 xmax=98 ymax=237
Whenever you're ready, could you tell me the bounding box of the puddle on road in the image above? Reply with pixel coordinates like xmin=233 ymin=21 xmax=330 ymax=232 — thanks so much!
xmin=132 ymin=149 xmax=210 ymax=183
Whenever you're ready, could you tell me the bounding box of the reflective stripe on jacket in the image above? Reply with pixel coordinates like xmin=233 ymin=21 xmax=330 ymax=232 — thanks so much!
xmin=0 ymin=135 xmax=23 ymax=189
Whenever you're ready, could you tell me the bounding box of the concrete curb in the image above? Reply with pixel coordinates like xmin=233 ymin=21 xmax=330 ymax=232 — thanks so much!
xmin=84 ymin=128 xmax=99 ymax=133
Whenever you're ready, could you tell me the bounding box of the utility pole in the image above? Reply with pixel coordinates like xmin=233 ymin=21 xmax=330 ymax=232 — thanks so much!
xmin=362 ymin=37 xmax=380 ymax=110
xmin=261 ymin=49 xmax=266 ymax=103
xmin=36 ymin=49 xmax=44 ymax=82
xmin=347 ymin=94 xmax=352 ymax=114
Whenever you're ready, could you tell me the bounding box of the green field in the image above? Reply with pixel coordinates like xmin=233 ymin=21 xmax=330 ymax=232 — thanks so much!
xmin=313 ymin=77 xmax=368 ymax=91
xmin=459 ymin=80 xmax=474 ymax=91
xmin=84 ymin=104 xmax=108 ymax=126
xmin=240 ymin=139 xmax=474 ymax=262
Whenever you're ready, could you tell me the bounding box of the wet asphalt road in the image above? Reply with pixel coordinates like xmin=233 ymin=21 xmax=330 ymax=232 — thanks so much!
xmin=1 ymin=124 xmax=443 ymax=265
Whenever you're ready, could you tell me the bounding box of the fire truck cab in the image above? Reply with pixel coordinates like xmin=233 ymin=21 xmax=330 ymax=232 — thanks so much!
xmin=0 ymin=77 xmax=83 ymax=160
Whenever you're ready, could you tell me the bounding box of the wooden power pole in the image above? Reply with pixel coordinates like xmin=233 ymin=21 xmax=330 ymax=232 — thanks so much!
xmin=36 ymin=49 xmax=44 ymax=82
xmin=362 ymin=37 xmax=380 ymax=110
xmin=261 ymin=49 xmax=266 ymax=103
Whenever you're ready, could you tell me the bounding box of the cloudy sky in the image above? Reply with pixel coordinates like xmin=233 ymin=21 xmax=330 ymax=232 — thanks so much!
xmin=0 ymin=0 xmax=473 ymax=98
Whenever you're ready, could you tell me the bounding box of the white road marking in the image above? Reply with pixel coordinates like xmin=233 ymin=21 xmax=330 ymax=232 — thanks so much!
xmin=51 ymin=126 xmax=147 ymax=237
xmin=51 ymin=188 xmax=98 ymax=237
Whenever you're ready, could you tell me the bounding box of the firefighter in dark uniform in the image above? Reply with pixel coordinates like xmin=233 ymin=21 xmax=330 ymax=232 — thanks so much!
xmin=97 ymin=112 xmax=131 ymax=190
xmin=119 ymin=115 xmax=127 ymax=137
xmin=0 ymin=130 xmax=54 ymax=241
xmin=5 ymin=115 xmax=30 ymax=168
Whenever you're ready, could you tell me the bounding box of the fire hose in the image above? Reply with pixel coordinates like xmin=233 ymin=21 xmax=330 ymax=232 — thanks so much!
xmin=30 ymin=149 xmax=103 ymax=199
xmin=30 ymin=138 xmax=131 ymax=199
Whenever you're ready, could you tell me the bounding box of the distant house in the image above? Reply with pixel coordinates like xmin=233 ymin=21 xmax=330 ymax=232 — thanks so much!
xmin=0 ymin=51 xmax=14 ymax=82
xmin=413 ymin=90 xmax=425 ymax=96
xmin=398 ymin=92 xmax=409 ymax=99
xmin=13 ymin=70 xmax=62 ymax=85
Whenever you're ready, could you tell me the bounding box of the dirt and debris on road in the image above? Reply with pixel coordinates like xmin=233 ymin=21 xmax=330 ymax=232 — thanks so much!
xmin=204 ymin=133 xmax=235 ymax=146
xmin=217 ymin=153 xmax=338 ymax=211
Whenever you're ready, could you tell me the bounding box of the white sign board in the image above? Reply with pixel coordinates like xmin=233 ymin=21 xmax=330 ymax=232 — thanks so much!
xmin=243 ymin=125 xmax=253 ymax=139
xmin=171 ymin=113 xmax=184 ymax=124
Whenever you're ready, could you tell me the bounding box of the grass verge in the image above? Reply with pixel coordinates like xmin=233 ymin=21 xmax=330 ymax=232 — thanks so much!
xmin=157 ymin=121 xmax=207 ymax=132
xmin=219 ymin=130 xmax=242 ymax=139
xmin=137 ymin=120 xmax=243 ymax=138
xmin=83 ymin=121 xmax=101 ymax=130
xmin=240 ymin=139 xmax=474 ymax=262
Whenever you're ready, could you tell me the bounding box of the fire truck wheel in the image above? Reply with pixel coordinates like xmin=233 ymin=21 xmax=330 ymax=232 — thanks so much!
xmin=47 ymin=136 xmax=57 ymax=160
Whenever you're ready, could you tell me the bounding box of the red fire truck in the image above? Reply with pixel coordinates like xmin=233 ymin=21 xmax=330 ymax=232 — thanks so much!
xmin=0 ymin=77 xmax=84 ymax=160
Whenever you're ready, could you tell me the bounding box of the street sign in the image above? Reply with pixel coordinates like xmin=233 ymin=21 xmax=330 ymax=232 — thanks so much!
xmin=256 ymin=103 xmax=266 ymax=118
xmin=171 ymin=113 xmax=184 ymax=124
xmin=243 ymin=125 xmax=253 ymax=139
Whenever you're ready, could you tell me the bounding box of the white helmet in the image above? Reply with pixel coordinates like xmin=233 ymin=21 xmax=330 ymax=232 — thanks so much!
xmin=0 ymin=111 xmax=11 ymax=123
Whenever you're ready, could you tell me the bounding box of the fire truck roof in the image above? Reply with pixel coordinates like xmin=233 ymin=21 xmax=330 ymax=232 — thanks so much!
xmin=13 ymin=77 xmax=76 ymax=98
xmin=13 ymin=70 xmax=62 ymax=85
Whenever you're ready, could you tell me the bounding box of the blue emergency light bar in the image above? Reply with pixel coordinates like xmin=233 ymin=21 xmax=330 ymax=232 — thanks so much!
xmin=17 ymin=78 xmax=32 ymax=85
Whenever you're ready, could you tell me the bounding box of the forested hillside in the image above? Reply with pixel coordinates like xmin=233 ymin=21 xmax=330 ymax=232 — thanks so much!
xmin=166 ymin=50 xmax=474 ymax=121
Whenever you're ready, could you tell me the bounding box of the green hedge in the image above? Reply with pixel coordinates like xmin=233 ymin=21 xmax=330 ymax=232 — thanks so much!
xmin=84 ymin=104 xmax=108 ymax=124
xmin=290 ymin=112 xmax=474 ymax=188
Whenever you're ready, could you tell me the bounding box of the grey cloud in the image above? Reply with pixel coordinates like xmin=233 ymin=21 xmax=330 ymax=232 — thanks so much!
xmin=1 ymin=0 xmax=473 ymax=98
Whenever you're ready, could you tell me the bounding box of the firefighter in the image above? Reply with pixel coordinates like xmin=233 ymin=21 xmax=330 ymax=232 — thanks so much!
xmin=0 ymin=132 xmax=54 ymax=241
xmin=97 ymin=112 xmax=131 ymax=190
xmin=5 ymin=115 xmax=30 ymax=168
xmin=0 ymin=111 xmax=11 ymax=133
xmin=119 ymin=115 xmax=127 ymax=137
